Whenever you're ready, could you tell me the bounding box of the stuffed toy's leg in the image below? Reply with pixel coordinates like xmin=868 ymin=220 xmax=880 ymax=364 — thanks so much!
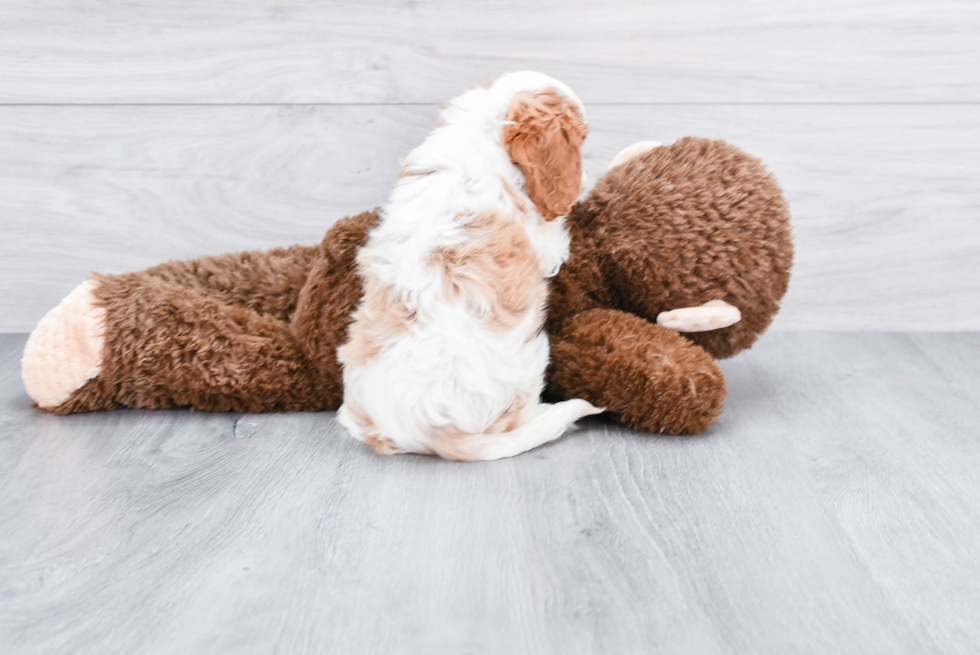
xmin=547 ymin=308 xmax=726 ymax=435
xmin=22 ymin=244 xmax=327 ymax=414
xmin=139 ymin=244 xmax=320 ymax=320
xmin=22 ymin=279 xmax=107 ymax=410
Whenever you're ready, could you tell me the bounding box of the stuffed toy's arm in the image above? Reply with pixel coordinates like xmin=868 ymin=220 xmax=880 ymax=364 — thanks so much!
xmin=548 ymin=308 xmax=726 ymax=434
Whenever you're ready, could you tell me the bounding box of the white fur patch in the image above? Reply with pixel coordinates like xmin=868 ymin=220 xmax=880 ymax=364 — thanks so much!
xmin=21 ymin=279 xmax=106 ymax=408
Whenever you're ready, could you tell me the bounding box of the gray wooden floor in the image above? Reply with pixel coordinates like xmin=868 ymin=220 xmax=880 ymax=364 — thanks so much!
xmin=1 ymin=331 xmax=978 ymax=654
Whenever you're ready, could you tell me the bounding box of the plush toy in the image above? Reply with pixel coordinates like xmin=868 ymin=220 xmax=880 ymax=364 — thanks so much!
xmin=21 ymin=137 xmax=792 ymax=435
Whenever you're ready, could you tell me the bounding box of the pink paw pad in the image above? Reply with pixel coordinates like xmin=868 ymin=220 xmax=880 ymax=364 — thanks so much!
xmin=21 ymin=279 xmax=106 ymax=408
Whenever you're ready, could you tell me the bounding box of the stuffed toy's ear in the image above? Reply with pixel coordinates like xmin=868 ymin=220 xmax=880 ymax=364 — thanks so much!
xmin=503 ymin=89 xmax=588 ymax=221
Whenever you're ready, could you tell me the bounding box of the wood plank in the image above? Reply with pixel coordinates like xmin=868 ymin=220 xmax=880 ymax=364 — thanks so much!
xmin=2 ymin=104 xmax=977 ymax=333
xmin=2 ymin=331 xmax=979 ymax=653
xmin=720 ymin=331 xmax=980 ymax=655
xmin=2 ymin=0 xmax=978 ymax=104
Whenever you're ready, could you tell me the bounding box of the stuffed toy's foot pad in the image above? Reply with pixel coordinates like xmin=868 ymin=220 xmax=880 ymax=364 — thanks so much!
xmin=657 ymin=299 xmax=741 ymax=332
xmin=22 ymin=279 xmax=106 ymax=408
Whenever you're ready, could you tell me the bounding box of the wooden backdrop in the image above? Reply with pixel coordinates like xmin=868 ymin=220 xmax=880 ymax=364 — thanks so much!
xmin=2 ymin=0 xmax=978 ymax=332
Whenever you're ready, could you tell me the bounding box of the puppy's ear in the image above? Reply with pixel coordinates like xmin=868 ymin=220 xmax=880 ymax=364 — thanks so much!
xmin=503 ymin=90 xmax=588 ymax=221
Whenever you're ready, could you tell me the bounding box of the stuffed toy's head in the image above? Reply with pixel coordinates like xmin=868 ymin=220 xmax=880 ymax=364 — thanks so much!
xmin=559 ymin=137 xmax=793 ymax=359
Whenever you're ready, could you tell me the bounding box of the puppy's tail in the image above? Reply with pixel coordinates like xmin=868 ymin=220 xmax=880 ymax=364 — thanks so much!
xmin=436 ymin=399 xmax=604 ymax=461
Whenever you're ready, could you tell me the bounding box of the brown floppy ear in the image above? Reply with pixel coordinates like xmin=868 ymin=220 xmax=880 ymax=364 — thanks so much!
xmin=503 ymin=89 xmax=588 ymax=221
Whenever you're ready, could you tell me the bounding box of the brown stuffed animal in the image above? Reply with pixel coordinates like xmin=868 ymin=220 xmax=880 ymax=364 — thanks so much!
xmin=21 ymin=137 xmax=792 ymax=435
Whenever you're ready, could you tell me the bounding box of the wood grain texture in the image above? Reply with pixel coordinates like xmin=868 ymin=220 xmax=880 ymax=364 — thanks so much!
xmin=2 ymin=0 xmax=978 ymax=104
xmin=1 ymin=331 xmax=979 ymax=653
xmin=2 ymin=104 xmax=977 ymax=332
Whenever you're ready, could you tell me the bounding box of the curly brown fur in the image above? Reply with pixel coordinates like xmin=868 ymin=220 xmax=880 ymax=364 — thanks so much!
xmin=50 ymin=211 xmax=380 ymax=414
xmin=503 ymin=89 xmax=589 ymax=221
xmin=548 ymin=309 xmax=725 ymax=434
xmin=291 ymin=209 xmax=379 ymax=407
xmin=555 ymin=137 xmax=793 ymax=359
xmin=141 ymin=244 xmax=320 ymax=321
xmin=55 ymin=271 xmax=325 ymax=413
xmin=543 ymin=137 xmax=792 ymax=432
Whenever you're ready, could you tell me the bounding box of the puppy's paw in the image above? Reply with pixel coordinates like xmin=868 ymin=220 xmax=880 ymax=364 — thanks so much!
xmin=608 ymin=140 xmax=663 ymax=170
xmin=22 ymin=279 xmax=106 ymax=408
xmin=657 ymin=299 xmax=741 ymax=332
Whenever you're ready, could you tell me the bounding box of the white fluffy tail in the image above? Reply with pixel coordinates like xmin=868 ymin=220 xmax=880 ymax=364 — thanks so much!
xmin=441 ymin=398 xmax=604 ymax=461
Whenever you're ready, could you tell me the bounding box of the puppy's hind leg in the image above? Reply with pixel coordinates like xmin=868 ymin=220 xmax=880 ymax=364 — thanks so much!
xmin=337 ymin=402 xmax=410 ymax=456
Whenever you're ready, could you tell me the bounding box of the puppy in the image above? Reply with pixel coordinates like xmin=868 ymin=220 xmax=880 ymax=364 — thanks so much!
xmin=337 ymin=72 xmax=602 ymax=461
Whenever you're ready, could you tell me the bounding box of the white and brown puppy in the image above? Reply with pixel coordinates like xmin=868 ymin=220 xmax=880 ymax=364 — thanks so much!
xmin=337 ymin=72 xmax=602 ymax=461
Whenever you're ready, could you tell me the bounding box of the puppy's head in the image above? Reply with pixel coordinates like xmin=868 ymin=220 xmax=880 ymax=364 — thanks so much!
xmin=496 ymin=73 xmax=588 ymax=221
